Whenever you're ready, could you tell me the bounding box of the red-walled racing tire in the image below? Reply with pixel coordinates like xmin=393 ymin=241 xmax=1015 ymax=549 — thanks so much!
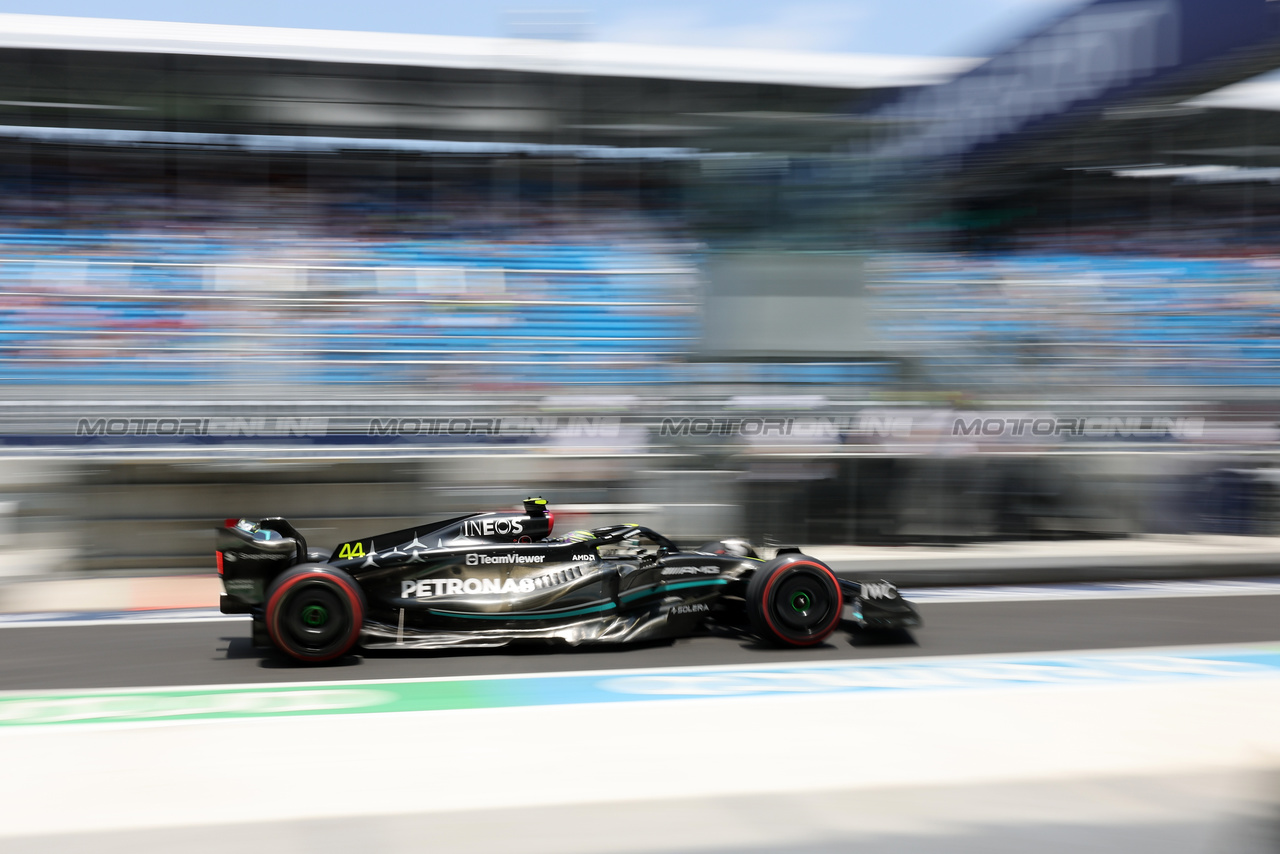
xmin=746 ymin=555 xmax=843 ymax=646
xmin=264 ymin=564 xmax=365 ymax=663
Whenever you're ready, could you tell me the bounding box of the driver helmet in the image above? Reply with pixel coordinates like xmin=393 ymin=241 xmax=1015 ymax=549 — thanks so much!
xmin=715 ymin=538 xmax=758 ymax=559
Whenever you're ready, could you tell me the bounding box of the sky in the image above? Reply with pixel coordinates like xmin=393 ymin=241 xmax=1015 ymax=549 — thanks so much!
xmin=0 ymin=0 xmax=1082 ymax=57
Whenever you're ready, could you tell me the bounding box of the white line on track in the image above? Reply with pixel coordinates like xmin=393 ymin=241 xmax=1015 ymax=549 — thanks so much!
xmin=903 ymin=577 xmax=1280 ymax=604
xmin=0 ymin=609 xmax=245 ymax=629
xmin=5 ymin=638 xmax=1277 ymax=699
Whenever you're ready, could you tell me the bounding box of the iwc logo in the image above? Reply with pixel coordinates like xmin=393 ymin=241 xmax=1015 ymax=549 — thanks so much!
xmin=860 ymin=582 xmax=897 ymax=600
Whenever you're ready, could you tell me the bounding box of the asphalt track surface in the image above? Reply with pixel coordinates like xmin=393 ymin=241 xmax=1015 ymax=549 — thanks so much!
xmin=4 ymin=592 xmax=1280 ymax=690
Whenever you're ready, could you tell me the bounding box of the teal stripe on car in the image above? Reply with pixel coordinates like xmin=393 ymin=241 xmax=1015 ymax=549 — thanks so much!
xmin=429 ymin=601 xmax=617 ymax=620
xmin=661 ymin=578 xmax=730 ymax=593
xmin=618 ymin=578 xmax=729 ymax=601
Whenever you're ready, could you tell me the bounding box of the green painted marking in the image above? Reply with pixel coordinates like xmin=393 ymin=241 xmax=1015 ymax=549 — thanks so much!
xmin=0 ymin=685 xmax=459 ymax=728
xmin=2 ymin=644 xmax=1280 ymax=728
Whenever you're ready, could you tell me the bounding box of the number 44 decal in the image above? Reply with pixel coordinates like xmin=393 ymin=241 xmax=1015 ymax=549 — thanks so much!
xmin=337 ymin=542 xmax=366 ymax=559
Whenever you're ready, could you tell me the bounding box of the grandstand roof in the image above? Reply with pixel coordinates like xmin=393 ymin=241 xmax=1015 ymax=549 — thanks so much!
xmin=1186 ymin=74 xmax=1280 ymax=113
xmin=0 ymin=13 xmax=978 ymax=91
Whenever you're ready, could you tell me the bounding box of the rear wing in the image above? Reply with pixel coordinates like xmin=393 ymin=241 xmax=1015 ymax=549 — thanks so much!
xmin=216 ymin=517 xmax=307 ymax=611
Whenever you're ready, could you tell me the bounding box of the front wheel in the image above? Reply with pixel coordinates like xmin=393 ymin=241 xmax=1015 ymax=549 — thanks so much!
xmin=746 ymin=556 xmax=843 ymax=647
xmin=264 ymin=564 xmax=365 ymax=663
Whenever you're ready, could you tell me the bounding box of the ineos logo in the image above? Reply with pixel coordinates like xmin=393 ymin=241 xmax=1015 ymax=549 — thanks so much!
xmin=462 ymin=518 xmax=525 ymax=537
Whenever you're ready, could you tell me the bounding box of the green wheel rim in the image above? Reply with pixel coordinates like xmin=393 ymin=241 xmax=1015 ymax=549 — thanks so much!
xmin=773 ymin=570 xmax=834 ymax=634
xmin=301 ymin=604 xmax=329 ymax=627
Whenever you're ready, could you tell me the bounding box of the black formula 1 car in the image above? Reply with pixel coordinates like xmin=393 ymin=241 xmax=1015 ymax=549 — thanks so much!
xmin=216 ymin=497 xmax=920 ymax=663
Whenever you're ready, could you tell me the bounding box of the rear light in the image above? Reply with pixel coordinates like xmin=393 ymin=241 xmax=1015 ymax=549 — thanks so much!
xmin=224 ymin=518 xmax=238 ymax=528
xmin=546 ymin=511 xmax=555 ymax=534
xmin=215 ymin=551 xmax=224 ymax=575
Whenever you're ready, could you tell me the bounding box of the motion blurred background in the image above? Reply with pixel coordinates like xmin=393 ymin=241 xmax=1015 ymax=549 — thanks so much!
xmin=0 ymin=0 xmax=1277 ymax=572
xmin=6 ymin=4 xmax=1280 ymax=854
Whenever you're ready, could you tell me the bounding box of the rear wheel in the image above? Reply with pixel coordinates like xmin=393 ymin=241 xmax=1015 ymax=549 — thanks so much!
xmin=264 ymin=564 xmax=365 ymax=663
xmin=746 ymin=556 xmax=843 ymax=646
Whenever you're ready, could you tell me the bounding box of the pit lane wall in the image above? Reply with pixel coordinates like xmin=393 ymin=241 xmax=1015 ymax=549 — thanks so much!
xmin=0 ymin=400 xmax=1278 ymax=572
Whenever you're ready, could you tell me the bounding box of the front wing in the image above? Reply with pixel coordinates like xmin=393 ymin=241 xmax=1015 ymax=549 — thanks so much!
xmin=838 ymin=579 xmax=921 ymax=629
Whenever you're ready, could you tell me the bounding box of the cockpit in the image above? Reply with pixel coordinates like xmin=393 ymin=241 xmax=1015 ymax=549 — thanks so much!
xmin=545 ymin=523 xmax=679 ymax=559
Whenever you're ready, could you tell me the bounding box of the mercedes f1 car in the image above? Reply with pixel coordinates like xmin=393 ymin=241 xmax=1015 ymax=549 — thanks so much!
xmin=216 ymin=498 xmax=920 ymax=663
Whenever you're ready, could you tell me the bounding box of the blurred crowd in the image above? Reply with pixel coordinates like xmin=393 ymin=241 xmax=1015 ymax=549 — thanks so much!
xmin=877 ymin=247 xmax=1280 ymax=391
xmin=0 ymin=165 xmax=718 ymax=387
xmin=8 ymin=159 xmax=1280 ymax=394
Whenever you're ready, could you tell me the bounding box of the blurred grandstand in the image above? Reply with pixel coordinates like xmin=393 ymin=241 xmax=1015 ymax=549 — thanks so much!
xmin=0 ymin=6 xmax=1279 ymax=397
xmin=879 ymin=252 xmax=1280 ymax=391
xmin=0 ymin=14 xmax=976 ymax=394
xmin=4 ymin=2 xmax=1280 ymax=564
xmin=865 ymin=0 xmax=1280 ymax=396
xmin=0 ymin=165 xmax=708 ymax=388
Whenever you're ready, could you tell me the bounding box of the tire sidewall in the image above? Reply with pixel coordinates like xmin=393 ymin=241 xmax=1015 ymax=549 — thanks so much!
xmin=746 ymin=556 xmax=843 ymax=646
xmin=265 ymin=564 xmax=365 ymax=662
